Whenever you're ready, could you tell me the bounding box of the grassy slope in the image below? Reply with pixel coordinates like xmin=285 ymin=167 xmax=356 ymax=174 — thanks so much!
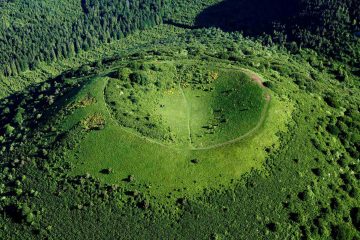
xmin=59 ymin=59 xmax=290 ymax=202
xmin=104 ymin=60 xmax=268 ymax=147
xmin=185 ymin=68 xmax=267 ymax=147
xmin=0 ymin=11 xmax=358 ymax=240
xmin=0 ymin=25 xmax=187 ymax=98
xmin=159 ymin=84 xmax=190 ymax=145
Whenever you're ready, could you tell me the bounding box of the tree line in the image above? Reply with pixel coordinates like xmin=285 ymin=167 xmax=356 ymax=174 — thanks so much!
xmin=0 ymin=0 xmax=165 ymax=77
xmin=194 ymin=0 xmax=360 ymax=64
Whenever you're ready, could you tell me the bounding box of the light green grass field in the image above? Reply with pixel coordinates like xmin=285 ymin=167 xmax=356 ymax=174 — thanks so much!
xmin=158 ymin=85 xmax=190 ymax=145
xmin=103 ymin=61 xmax=268 ymax=147
xmin=58 ymin=59 xmax=293 ymax=202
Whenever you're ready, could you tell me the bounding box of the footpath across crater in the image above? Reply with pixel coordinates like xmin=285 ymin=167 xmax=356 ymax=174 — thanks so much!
xmin=104 ymin=60 xmax=270 ymax=149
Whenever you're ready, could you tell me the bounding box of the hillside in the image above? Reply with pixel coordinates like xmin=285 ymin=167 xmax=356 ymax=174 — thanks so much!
xmin=0 ymin=0 xmax=359 ymax=239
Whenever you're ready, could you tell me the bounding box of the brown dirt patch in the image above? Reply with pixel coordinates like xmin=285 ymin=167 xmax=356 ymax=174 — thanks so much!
xmin=81 ymin=113 xmax=106 ymax=131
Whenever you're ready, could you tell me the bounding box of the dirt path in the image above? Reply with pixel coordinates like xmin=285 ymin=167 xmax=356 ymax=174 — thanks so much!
xmin=102 ymin=77 xmax=172 ymax=149
xmin=179 ymin=83 xmax=193 ymax=148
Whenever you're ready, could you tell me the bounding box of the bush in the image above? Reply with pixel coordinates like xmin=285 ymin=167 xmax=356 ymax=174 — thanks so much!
xmin=100 ymin=168 xmax=113 ymax=174
xmin=129 ymin=72 xmax=149 ymax=86
xmin=108 ymin=70 xmax=122 ymax=79
xmin=4 ymin=124 xmax=15 ymax=135
xmin=128 ymin=93 xmax=138 ymax=104
xmin=311 ymin=168 xmax=322 ymax=177
xmin=263 ymin=81 xmax=273 ymax=89
xmin=266 ymin=222 xmax=277 ymax=232
xmin=191 ymin=159 xmax=199 ymax=164
xmin=326 ymin=124 xmax=340 ymax=135
xmin=324 ymin=94 xmax=340 ymax=108
xmin=14 ymin=107 xmax=25 ymax=126
xmin=331 ymin=224 xmax=354 ymax=240
xmin=289 ymin=212 xmax=301 ymax=222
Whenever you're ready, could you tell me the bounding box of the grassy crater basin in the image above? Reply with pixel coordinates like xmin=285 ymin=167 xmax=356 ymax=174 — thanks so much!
xmin=63 ymin=59 xmax=291 ymax=200
xmin=104 ymin=61 xmax=269 ymax=149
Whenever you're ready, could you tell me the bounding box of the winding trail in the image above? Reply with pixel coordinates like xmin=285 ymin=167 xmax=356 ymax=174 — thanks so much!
xmin=102 ymin=77 xmax=171 ymax=148
xmin=190 ymin=94 xmax=270 ymax=150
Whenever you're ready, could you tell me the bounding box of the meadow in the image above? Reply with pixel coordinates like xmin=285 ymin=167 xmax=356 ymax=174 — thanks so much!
xmin=54 ymin=57 xmax=291 ymax=202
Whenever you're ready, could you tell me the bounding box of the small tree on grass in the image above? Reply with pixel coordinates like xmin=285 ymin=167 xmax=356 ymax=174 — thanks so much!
xmin=138 ymin=199 xmax=149 ymax=210
xmin=100 ymin=168 xmax=113 ymax=174
xmin=127 ymin=175 xmax=135 ymax=182
xmin=129 ymin=72 xmax=149 ymax=86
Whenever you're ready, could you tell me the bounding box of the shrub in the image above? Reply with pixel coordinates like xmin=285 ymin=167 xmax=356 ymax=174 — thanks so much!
xmin=127 ymin=175 xmax=135 ymax=182
xmin=324 ymin=94 xmax=340 ymax=108
xmin=128 ymin=93 xmax=138 ymax=104
xmin=14 ymin=107 xmax=25 ymax=126
xmin=78 ymin=65 xmax=92 ymax=76
xmin=334 ymin=67 xmax=349 ymax=82
xmin=4 ymin=124 xmax=15 ymax=135
xmin=138 ymin=199 xmax=149 ymax=209
xmin=289 ymin=212 xmax=301 ymax=222
xmin=81 ymin=113 xmax=105 ymax=130
xmin=266 ymin=222 xmax=277 ymax=232
xmin=109 ymin=69 xmax=122 ymax=79
xmin=331 ymin=224 xmax=354 ymax=240
xmin=191 ymin=159 xmax=199 ymax=164
xmin=326 ymin=124 xmax=340 ymax=135
xmin=297 ymin=191 xmax=309 ymax=201
xmin=129 ymin=72 xmax=149 ymax=86
xmin=100 ymin=168 xmax=113 ymax=174
xmin=263 ymin=81 xmax=273 ymax=89
xmin=311 ymin=168 xmax=322 ymax=177
xmin=330 ymin=197 xmax=341 ymax=211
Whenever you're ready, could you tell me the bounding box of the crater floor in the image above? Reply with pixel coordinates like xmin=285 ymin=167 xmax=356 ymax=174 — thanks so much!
xmin=104 ymin=60 xmax=270 ymax=149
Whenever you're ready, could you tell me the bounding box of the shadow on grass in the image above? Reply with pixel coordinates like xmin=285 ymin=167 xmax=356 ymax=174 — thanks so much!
xmin=195 ymin=0 xmax=301 ymax=36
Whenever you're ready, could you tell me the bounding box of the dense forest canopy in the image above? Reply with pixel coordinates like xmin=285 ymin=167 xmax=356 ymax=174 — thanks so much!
xmin=0 ymin=0 xmax=165 ymax=77
xmin=0 ymin=0 xmax=359 ymax=78
xmin=195 ymin=0 xmax=360 ymax=63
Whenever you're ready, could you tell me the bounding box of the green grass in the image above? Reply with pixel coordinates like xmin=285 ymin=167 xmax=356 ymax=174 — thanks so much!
xmin=103 ymin=60 xmax=268 ymax=148
xmin=0 ymin=24 xmax=358 ymax=239
xmin=184 ymin=68 xmax=267 ymax=148
xmin=55 ymin=58 xmax=292 ymax=203
xmin=158 ymin=85 xmax=190 ymax=145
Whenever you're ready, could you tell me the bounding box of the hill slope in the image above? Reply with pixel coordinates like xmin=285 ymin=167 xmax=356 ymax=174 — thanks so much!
xmin=0 ymin=1 xmax=359 ymax=239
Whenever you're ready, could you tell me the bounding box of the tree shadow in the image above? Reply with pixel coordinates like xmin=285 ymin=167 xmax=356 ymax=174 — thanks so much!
xmin=195 ymin=0 xmax=301 ymax=36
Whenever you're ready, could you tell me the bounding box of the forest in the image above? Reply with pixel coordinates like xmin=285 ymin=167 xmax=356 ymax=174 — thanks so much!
xmin=0 ymin=0 xmax=359 ymax=78
xmin=0 ymin=0 xmax=164 ymax=76
xmin=194 ymin=0 xmax=360 ymax=64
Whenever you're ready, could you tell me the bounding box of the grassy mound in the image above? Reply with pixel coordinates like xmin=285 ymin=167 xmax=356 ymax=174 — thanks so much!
xmin=52 ymin=56 xmax=292 ymax=201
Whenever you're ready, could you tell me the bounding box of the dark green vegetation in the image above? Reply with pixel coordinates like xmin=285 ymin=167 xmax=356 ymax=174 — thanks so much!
xmin=170 ymin=0 xmax=360 ymax=64
xmin=0 ymin=0 xmax=359 ymax=239
xmin=0 ymin=0 xmax=164 ymax=76
xmin=60 ymin=56 xmax=282 ymax=200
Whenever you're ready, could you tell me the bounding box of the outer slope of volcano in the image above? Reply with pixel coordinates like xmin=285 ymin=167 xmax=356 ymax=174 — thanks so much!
xmin=53 ymin=56 xmax=291 ymax=199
